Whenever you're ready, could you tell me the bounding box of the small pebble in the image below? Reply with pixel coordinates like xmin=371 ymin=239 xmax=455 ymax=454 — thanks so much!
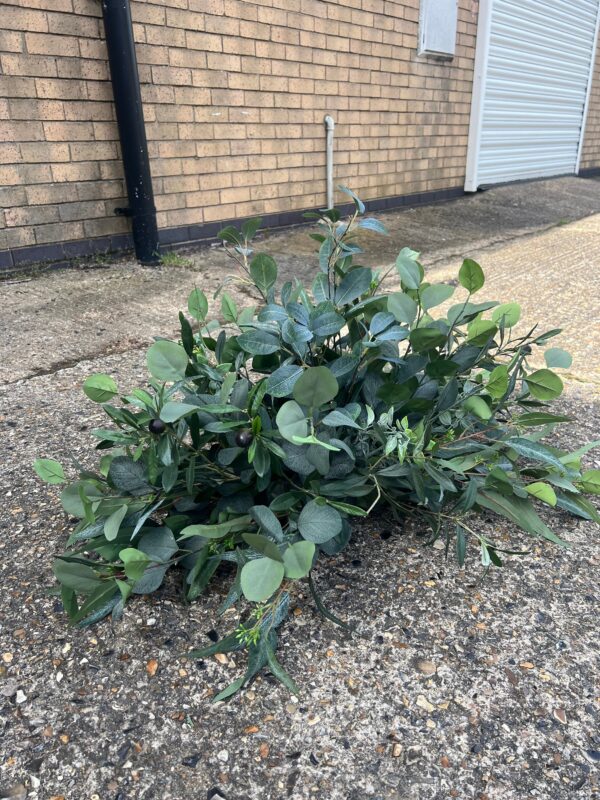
xmin=416 ymin=659 xmax=437 ymax=675
xmin=553 ymin=708 xmax=567 ymax=725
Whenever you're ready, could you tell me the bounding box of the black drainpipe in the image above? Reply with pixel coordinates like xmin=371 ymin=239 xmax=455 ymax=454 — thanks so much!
xmin=101 ymin=0 xmax=160 ymax=264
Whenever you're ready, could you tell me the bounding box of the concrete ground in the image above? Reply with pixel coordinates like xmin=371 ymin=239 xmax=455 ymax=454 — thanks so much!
xmin=0 ymin=176 xmax=599 ymax=800
xmin=2 ymin=175 xmax=600 ymax=385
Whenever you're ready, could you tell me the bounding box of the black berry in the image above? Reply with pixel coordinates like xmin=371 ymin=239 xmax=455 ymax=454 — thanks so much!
xmin=235 ymin=429 xmax=253 ymax=448
xmin=149 ymin=418 xmax=166 ymax=434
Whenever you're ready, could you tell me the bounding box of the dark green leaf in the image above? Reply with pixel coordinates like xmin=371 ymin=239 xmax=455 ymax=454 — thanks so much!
xmin=108 ymin=457 xmax=152 ymax=496
xmin=237 ymin=329 xmax=280 ymax=355
xmin=334 ymin=268 xmax=372 ymax=305
xmin=409 ymin=328 xmax=447 ymax=352
xmin=458 ymin=259 xmax=484 ymax=293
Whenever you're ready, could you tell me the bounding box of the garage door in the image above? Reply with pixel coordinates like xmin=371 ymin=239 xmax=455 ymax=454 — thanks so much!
xmin=465 ymin=0 xmax=600 ymax=190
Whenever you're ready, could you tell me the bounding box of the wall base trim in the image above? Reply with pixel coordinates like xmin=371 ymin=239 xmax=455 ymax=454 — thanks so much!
xmin=1 ymin=185 xmax=466 ymax=273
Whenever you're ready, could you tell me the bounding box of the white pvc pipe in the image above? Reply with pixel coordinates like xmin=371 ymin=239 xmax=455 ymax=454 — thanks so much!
xmin=324 ymin=115 xmax=335 ymax=209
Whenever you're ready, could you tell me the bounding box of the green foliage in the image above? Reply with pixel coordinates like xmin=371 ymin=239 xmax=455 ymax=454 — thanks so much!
xmin=159 ymin=250 xmax=193 ymax=268
xmin=34 ymin=190 xmax=599 ymax=700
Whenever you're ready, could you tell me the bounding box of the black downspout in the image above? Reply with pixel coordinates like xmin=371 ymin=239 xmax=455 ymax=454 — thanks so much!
xmin=101 ymin=0 xmax=160 ymax=264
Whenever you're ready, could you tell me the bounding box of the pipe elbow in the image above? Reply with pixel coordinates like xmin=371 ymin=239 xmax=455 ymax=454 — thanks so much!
xmin=324 ymin=114 xmax=335 ymax=131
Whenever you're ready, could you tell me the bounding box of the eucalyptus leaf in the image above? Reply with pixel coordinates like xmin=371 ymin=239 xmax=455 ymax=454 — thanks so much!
xmin=283 ymin=541 xmax=315 ymax=578
xmin=292 ymin=367 xmax=338 ymax=408
xmin=276 ymin=400 xmax=308 ymax=443
xmin=240 ymin=557 xmax=284 ymax=602
xmin=147 ymin=340 xmax=188 ymax=382
xmin=298 ymin=500 xmax=342 ymax=543
xmin=421 ymin=284 xmax=454 ymax=310
xmin=544 ymin=347 xmax=572 ymax=369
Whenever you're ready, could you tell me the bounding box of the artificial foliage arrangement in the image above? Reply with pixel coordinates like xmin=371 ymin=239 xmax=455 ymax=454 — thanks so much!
xmin=35 ymin=188 xmax=600 ymax=700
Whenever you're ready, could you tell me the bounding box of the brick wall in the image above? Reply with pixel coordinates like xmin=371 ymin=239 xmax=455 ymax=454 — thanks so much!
xmin=1 ymin=0 xmax=480 ymax=262
xmin=580 ymin=41 xmax=600 ymax=172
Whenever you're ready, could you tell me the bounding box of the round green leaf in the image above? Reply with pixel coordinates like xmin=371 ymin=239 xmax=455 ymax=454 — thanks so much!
xmin=119 ymin=547 xmax=151 ymax=581
xmin=458 ymin=259 xmax=484 ymax=293
xmin=420 ymin=283 xmax=454 ymax=311
xmin=33 ymin=458 xmax=65 ymax=485
xmin=292 ymin=366 xmax=338 ymax=408
xmin=240 ymin=557 xmax=285 ymax=602
xmin=60 ymin=480 xmax=104 ymax=518
xmin=275 ymin=400 xmax=308 ymax=443
xmin=491 ymin=302 xmax=521 ymax=327
xmin=147 ymin=340 xmax=189 ymax=382
xmin=544 ymin=347 xmax=572 ymax=369
xmin=283 ymin=541 xmax=316 ymax=578
xmin=525 ymin=369 xmax=563 ymax=401
xmin=463 ymin=396 xmax=492 ymax=420
xmin=525 ymin=482 xmax=557 ymax=507
xmin=298 ymin=500 xmax=342 ymax=543
xmin=187 ymin=288 xmax=208 ymax=321
xmin=83 ymin=373 xmax=118 ymax=403
xmin=388 ymin=292 xmax=417 ymax=324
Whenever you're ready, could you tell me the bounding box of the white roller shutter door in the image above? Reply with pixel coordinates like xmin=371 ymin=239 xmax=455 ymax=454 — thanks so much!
xmin=466 ymin=0 xmax=600 ymax=189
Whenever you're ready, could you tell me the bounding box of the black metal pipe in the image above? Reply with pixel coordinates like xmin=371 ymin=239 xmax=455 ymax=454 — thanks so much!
xmin=101 ymin=0 xmax=159 ymax=264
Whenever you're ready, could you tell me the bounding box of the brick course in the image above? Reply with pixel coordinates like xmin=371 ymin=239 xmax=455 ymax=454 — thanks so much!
xmin=0 ymin=0 xmax=598 ymax=261
xmin=580 ymin=41 xmax=600 ymax=172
